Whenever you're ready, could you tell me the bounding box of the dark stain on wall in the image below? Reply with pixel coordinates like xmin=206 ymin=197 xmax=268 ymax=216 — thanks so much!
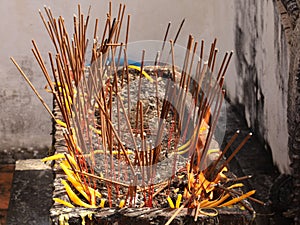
xmin=234 ymin=0 xmax=266 ymax=144
xmin=233 ymin=0 xmax=290 ymax=163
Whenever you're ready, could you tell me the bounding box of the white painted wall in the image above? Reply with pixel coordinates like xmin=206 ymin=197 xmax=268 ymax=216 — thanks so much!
xmin=230 ymin=0 xmax=290 ymax=173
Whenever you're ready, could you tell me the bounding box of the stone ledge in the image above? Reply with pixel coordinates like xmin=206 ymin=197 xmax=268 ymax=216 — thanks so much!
xmin=7 ymin=159 xmax=54 ymax=225
xmin=15 ymin=159 xmax=51 ymax=171
xmin=50 ymin=206 xmax=254 ymax=225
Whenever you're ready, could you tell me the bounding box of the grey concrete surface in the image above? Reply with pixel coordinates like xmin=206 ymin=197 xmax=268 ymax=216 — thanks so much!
xmin=7 ymin=159 xmax=54 ymax=225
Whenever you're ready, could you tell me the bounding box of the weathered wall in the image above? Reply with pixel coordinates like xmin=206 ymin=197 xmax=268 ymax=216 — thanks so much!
xmin=226 ymin=0 xmax=290 ymax=173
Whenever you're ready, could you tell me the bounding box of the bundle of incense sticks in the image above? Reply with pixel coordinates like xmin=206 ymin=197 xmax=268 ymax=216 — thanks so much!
xmin=11 ymin=3 xmax=261 ymax=223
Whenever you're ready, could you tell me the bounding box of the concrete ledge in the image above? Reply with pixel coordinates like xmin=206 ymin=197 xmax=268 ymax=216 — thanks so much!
xmin=50 ymin=206 xmax=254 ymax=225
xmin=14 ymin=159 xmax=51 ymax=171
xmin=7 ymin=159 xmax=54 ymax=225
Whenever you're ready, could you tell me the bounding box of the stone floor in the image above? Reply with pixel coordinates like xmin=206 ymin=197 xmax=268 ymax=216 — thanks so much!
xmin=222 ymin=102 xmax=294 ymax=225
xmin=6 ymin=159 xmax=53 ymax=225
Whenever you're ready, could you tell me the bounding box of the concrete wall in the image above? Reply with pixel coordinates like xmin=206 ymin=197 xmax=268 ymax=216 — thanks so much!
xmin=229 ymin=0 xmax=290 ymax=173
xmin=0 ymin=0 xmax=290 ymax=173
